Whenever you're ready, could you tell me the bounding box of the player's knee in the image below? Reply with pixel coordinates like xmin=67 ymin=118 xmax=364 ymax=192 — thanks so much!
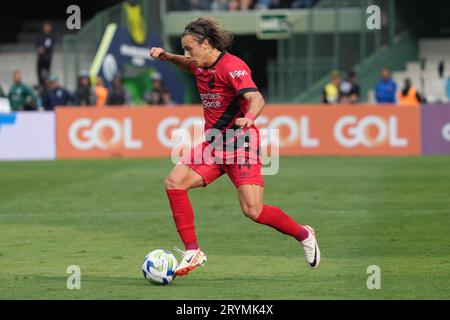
xmin=164 ymin=176 xmax=185 ymax=190
xmin=242 ymin=204 xmax=263 ymax=221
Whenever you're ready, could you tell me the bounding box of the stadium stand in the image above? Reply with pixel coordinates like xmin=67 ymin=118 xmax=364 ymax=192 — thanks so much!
xmin=0 ymin=20 xmax=71 ymax=92
xmin=398 ymin=39 xmax=450 ymax=103
xmin=368 ymin=39 xmax=450 ymax=104
xmin=0 ymin=0 xmax=449 ymax=107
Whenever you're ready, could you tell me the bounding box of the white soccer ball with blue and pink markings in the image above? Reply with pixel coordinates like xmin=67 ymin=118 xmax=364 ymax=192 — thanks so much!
xmin=142 ymin=249 xmax=178 ymax=285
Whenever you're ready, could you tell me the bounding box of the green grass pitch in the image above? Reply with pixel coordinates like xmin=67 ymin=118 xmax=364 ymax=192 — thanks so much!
xmin=0 ymin=157 xmax=449 ymax=299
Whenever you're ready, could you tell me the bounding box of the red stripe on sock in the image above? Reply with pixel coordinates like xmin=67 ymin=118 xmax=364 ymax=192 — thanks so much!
xmin=256 ymin=205 xmax=309 ymax=242
xmin=166 ymin=189 xmax=199 ymax=250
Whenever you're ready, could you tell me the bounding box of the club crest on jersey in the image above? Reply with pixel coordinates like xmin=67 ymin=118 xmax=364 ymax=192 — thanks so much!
xmin=208 ymin=75 xmax=215 ymax=89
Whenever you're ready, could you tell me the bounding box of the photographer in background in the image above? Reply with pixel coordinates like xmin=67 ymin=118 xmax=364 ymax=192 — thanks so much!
xmin=36 ymin=22 xmax=55 ymax=86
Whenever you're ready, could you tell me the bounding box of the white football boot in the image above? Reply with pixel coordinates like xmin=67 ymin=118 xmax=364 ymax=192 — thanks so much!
xmin=173 ymin=247 xmax=207 ymax=276
xmin=301 ymin=225 xmax=321 ymax=269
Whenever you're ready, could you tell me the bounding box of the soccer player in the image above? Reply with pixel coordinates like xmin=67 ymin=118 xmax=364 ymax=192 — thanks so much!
xmin=149 ymin=18 xmax=320 ymax=276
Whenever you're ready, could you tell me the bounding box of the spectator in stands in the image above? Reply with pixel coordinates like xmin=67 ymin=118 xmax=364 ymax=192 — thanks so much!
xmin=292 ymin=0 xmax=318 ymax=8
xmin=321 ymin=70 xmax=342 ymax=104
xmin=74 ymin=72 xmax=96 ymax=106
xmin=169 ymin=0 xmax=190 ymax=10
xmin=8 ymin=70 xmax=38 ymax=111
xmin=32 ymin=84 xmax=44 ymax=110
xmin=254 ymin=0 xmax=271 ymax=9
xmin=0 ymin=82 xmax=5 ymax=98
xmin=229 ymin=0 xmax=254 ymax=10
xmin=144 ymin=71 xmax=165 ymax=105
xmin=107 ymin=75 xmax=132 ymax=106
xmin=95 ymin=76 xmax=108 ymax=107
xmin=36 ymin=22 xmax=56 ymax=86
xmin=446 ymin=75 xmax=450 ymax=101
xmin=162 ymin=88 xmax=176 ymax=106
xmin=260 ymin=0 xmax=291 ymax=9
xmin=35 ymin=77 xmax=50 ymax=111
xmin=45 ymin=75 xmax=74 ymax=110
xmin=211 ymin=0 xmax=231 ymax=10
xmin=189 ymin=0 xmax=211 ymax=10
xmin=397 ymin=78 xmax=424 ymax=107
xmin=375 ymin=67 xmax=397 ymax=104
xmin=339 ymin=70 xmax=360 ymax=104
xmin=438 ymin=60 xmax=445 ymax=79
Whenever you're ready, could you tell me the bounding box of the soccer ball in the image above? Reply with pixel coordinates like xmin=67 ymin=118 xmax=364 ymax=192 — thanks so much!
xmin=142 ymin=249 xmax=178 ymax=285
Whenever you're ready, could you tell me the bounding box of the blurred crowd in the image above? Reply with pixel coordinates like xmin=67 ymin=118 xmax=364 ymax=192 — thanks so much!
xmin=320 ymin=67 xmax=436 ymax=106
xmin=0 ymin=66 xmax=437 ymax=112
xmin=0 ymin=70 xmax=175 ymax=112
xmin=2 ymin=20 xmax=448 ymax=113
xmin=168 ymin=0 xmax=319 ymax=11
xmin=0 ymin=21 xmax=175 ymax=112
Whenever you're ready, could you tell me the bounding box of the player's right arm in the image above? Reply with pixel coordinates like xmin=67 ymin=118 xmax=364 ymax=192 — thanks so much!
xmin=149 ymin=47 xmax=192 ymax=73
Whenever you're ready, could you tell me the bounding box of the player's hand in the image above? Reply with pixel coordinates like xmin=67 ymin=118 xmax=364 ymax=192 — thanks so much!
xmin=235 ymin=117 xmax=254 ymax=128
xmin=149 ymin=47 xmax=171 ymax=61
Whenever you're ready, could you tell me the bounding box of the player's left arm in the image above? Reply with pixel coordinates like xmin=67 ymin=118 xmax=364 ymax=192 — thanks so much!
xmin=228 ymin=59 xmax=265 ymax=129
xmin=235 ymin=91 xmax=265 ymax=128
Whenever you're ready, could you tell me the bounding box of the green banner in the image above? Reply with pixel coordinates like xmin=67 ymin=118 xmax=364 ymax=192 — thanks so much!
xmin=257 ymin=14 xmax=290 ymax=40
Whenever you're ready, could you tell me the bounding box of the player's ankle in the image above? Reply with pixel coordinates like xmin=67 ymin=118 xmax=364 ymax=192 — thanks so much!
xmin=296 ymin=226 xmax=310 ymax=242
xmin=185 ymin=241 xmax=199 ymax=251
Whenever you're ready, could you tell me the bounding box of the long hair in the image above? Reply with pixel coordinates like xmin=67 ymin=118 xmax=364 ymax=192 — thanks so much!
xmin=182 ymin=18 xmax=233 ymax=51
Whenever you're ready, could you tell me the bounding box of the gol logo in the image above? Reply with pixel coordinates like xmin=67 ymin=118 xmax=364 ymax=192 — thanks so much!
xmin=157 ymin=116 xmax=205 ymax=148
xmin=68 ymin=118 xmax=143 ymax=150
xmin=442 ymin=123 xmax=450 ymax=142
xmin=334 ymin=115 xmax=408 ymax=148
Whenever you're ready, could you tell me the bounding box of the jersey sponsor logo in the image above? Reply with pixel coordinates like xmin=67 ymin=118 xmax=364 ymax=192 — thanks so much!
xmin=200 ymin=93 xmax=222 ymax=109
xmin=200 ymin=93 xmax=221 ymax=100
xmin=202 ymin=100 xmax=221 ymax=109
xmin=229 ymin=70 xmax=248 ymax=79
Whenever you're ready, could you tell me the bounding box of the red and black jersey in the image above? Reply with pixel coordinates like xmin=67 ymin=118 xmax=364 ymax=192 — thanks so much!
xmin=189 ymin=51 xmax=259 ymax=133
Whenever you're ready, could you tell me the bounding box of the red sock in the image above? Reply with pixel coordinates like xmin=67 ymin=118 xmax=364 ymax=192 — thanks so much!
xmin=255 ymin=205 xmax=310 ymax=242
xmin=166 ymin=189 xmax=199 ymax=250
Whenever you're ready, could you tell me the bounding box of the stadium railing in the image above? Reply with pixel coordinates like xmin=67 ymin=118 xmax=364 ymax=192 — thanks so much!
xmin=267 ymin=0 xmax=399 ymax=103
